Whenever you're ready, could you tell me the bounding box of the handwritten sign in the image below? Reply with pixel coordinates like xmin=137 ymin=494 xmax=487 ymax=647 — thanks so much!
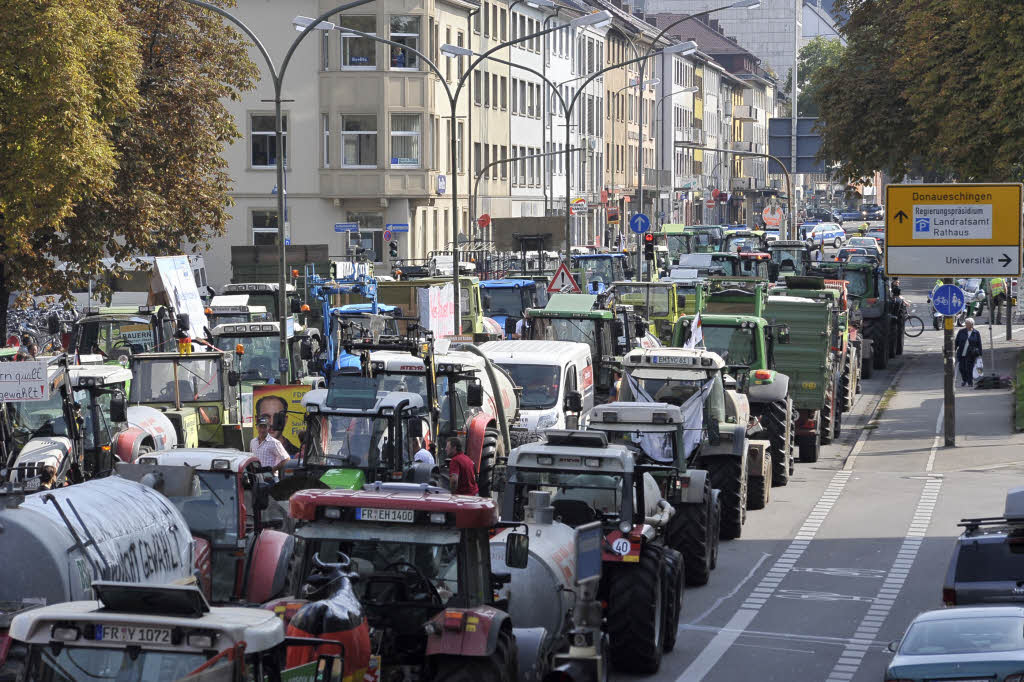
xmin=0 ymin=361 xmax=49 ymax=401
xmin=417 ymin=283 xmax=455 ymax=339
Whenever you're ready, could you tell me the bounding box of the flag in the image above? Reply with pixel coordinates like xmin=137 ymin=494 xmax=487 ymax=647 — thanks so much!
xmin=684 ymin=312 xmax=703 ymax=349
xmin=624 ymin=372 xmax=672 ymax=462
xmin=680 ymin=378 xmax=715 ymax=459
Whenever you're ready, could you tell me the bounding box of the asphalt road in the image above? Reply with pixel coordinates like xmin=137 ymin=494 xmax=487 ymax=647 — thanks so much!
xmin=615 ymin=273 xmax=1024 ymax=681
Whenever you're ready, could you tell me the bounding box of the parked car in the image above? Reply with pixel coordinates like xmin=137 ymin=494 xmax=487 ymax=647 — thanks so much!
xmin=847 ymin=236 xmax=882 ymax=256
xmin=861 ymin=203 xmax=884 ymax=220
xmin=944 ymin=488 xmax=1024 ymax=607
xmin=834 ymin=247 xmax=867 ymax=262
xmin=807 ymin=222 xmax=846 ymax=248
xmin=885 ymin=606 xmax=1024 ymax=682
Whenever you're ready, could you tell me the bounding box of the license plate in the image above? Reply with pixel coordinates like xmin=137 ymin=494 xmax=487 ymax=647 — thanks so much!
xmin=96 ymin=625 xmax=172 ymax=644
xmin=356 ymin=507 xmax=414 ymax=523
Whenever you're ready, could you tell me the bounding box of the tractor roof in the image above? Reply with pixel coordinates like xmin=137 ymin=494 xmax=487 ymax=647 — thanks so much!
xmin=528 ymin=293 xmax=608 ymax=318
xmin=479 ymin=279 xmax=536 ymax=289
xmin=302 ymin=387 xmax=425 ymax=414
xmin=69 ymin=364 xmax=133 ymax=387
xmin=623 ymin=347 xmax=726 ymax=370
xmin=223 ymin=282 xmax=296 ymax=293
xmin=480 ymin=339 xmax=591 ymax=364
xmin=140 ymin=448 xmax=259 ymax=473
xmin=212 ymin=321 xmax=289 ymax=337
xmin=588 ymin=402 xmax=684 ymax=431
xmin=508 ymin=430 xmax=633 ymax=472
xmin=289 ymin=483 xmax=499 ymax=528
xmin=769 ymin=240 xmax=810 ymax=248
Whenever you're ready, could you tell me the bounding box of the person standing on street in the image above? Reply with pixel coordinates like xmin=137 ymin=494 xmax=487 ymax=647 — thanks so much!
xmin=409 ymin=436 xmax=435 ymax=467
xmin=250 ymin=416 xmax=291 ymax=474
xmin=446 ymin=436 xmax=479 ymax=496
xmin=955 ymin=318 xmax=983 ymax=387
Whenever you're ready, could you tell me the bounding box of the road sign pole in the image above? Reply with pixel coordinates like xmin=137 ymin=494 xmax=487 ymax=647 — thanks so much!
xmin=1008 ymin=292 xmax=1013 ymax=341
xmin=943 ymin=278 xmax=955 ymax=447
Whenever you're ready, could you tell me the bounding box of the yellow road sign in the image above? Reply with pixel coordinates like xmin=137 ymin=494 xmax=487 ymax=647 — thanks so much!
xmin=885 ymin=183 xmax=1022 ymax=276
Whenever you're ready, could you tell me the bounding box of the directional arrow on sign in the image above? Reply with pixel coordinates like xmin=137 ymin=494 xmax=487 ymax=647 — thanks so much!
xmin=893 ymin=209 xmax=909 ymax=223
xmin=1001 ymin=253 xmax=1013 ymax=267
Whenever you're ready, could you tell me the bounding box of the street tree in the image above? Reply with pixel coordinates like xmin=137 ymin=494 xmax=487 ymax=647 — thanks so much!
xmin=0 ymin=0 xmax=140 ymax=333
xmin=784 ymin=37 xmax=845 ymax=118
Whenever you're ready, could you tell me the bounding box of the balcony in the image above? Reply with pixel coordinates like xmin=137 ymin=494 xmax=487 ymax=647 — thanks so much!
xmin=733 ymin=105 xmax=757 ymax=122
xmin=674 ymin=127 xmax=705 ymax=145
xmin=732 ymin=140 xmax=764 ymax=154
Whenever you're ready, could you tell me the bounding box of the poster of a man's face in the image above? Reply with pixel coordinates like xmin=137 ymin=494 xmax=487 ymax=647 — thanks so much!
xmin=254 ymin=386 xmax=309 ymax=457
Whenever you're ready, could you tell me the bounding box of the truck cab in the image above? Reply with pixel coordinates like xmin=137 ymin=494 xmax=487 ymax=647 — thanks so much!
xmin=571 ymin=253 xmax=628 ymax=294
xmin=479 ymin=278 xmax=540 ymax=337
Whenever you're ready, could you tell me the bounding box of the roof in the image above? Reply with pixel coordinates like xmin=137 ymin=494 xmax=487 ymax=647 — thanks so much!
xmin=69 ymin=364 xmax=133 ymax=386
xmin=911 ymin=606 xmax=1024 ymax=622
xmin=479 ymin=279 xmax=537 ymax=289
xmin=589 ymin=402 xmax=685 ymax=429
xmin=541 ymin=293 xmax=599 ymax=313
xmin=480 ymin=340 xmax=591 ymax=363
xmin=9 ymin=599 xmax=283 ymax=651
xmin=212 ymin=321 xmax=282 ymax=335
xmin=623 ymin=346 xmax=726 ymax=370
xmin=303 ymin=388 xmax=425 ymax=413
xmin=141 ymin=448 xmax=258 ymax=472
xmin=290 ymin=484 xmax=498 ymax=528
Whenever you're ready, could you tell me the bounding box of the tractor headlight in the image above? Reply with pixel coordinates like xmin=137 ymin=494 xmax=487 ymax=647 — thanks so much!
xmin=618 ymin=520 xmax=632 ymax=534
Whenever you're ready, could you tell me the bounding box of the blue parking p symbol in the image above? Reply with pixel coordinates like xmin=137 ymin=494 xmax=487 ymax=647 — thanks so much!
xmin=915 ymin=217 xmax=930 ymax=233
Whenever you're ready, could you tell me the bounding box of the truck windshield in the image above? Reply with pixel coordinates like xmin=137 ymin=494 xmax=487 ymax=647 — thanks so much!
xmin=305 ymin=535 xmax=461 ymax=604
xmin=217 ymin=335 xmax=281 ymax=381
xmin=74 ymin=388 xmax=114 ymax=451
xmin=701 ymin=325 xmax=757 ymax=366
xmin=495 ymin=363 xmax=560 ymax=410
xmin=613 ymin=286 xmax=671 ymax=316
xmin=130 ymin=358 xmax=223 ymax=403
xmin=483 ymin=287 xmax=530 ymax=318
xmin=309 ymin=414 xmax=391 ymax=468
xmin=26 ymin=646 xmax=207 ymax=681
xmin=529 ymin=318 xmax=598 ymax=358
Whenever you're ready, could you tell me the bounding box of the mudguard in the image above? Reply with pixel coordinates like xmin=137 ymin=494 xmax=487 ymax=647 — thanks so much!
xmin=746 ymin=372 xmax=789 ymax=404
xmin=513 ymin=627 xmax=555 ymax=681
xmin=245 ymin=530 xmax=295 ymax=604
xmin=425 ymin=606 xmax=511 ymax=657
xmin=677 ymin=468 xmax=709 ymax=505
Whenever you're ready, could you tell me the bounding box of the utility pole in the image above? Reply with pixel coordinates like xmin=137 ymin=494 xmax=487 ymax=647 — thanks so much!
xmin=943 ymin=277 xmax=955 ymax=447
xmin=789 ymin=0 xmax=800 ymax=240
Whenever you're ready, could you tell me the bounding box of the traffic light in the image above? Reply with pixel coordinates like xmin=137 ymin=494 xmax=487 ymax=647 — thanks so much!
xmin=643 ymin=233 xmax=655 ymax=261
xmin=389 ymin=240 xmax=399 ymax=259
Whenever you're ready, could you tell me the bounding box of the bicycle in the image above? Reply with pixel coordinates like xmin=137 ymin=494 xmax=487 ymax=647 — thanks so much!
xmin=903 ymin=307 xmax=924 ymax=337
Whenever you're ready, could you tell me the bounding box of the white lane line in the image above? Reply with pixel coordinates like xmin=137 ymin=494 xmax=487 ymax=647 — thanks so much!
xmin=925 ymin=401 xmax=944 ymax=472
xmin=688 ymin=552 xmax=771 ymax=626
xmin=844 ymin=362 xmax=908 ymax=471
xmin=675 ymin=470 xmax=853 ymax=682
xmin=823 ymin=475 xmax=944 ymax=682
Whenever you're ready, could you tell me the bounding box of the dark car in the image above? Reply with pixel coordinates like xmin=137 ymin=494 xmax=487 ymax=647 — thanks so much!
xmin=835 ymin=247 xmax=867 ymax=262
xmin=840 ymin=207 xmax=863 ymax=221
xmin=867 ymin=228 xmax=886 ymax=247
xmin=943 ymin=487 xmax=1024 ymax=607
xmin=862 ymin=203 xmax=884 ymax=220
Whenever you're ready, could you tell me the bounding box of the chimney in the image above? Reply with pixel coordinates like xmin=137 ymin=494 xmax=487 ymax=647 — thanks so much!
xmin=710 ymin=19 xmax=721 ymax=33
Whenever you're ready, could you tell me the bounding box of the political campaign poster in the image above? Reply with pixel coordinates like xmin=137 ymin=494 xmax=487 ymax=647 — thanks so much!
xmin=252 ymin=384 xmax=310 ymax=457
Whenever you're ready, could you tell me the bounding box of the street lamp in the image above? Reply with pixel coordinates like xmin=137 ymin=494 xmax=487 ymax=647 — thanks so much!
xmin=181 ymin=0 xmax=375 ymax=384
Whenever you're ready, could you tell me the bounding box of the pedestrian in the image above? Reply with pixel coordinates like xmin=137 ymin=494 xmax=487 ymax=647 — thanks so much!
xmin=250 ymin=416 xmax=291 ymax=474
xmin=446 ymin=436 xmax=479 ymax=496
xmin=513 ymin=315 xmax=528 ymax=339
xmin=954 ymin=318 xmax=983 ymax=387
xmin=891 ymin=277 xmax=901 ymax=299
xmin=409 ymin=435 xmax=435 ymax=467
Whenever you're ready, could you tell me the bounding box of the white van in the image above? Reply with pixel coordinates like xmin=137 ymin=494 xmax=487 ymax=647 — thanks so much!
xmin=480 ymin=340 xmax=595 ymax=433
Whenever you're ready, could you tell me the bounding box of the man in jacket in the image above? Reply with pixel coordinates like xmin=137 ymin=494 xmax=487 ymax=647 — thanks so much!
xmin=955 ymin=318 xmax=983 ymax=387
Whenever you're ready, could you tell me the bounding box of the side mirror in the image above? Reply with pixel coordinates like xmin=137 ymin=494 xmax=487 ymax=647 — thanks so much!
xmin=300 ymin=338 xmax=313 ymax=361
xmin=109 ymin=391 xmax=128 ymax=424
xmin=777 ymin=326 xmax=791 ymax=344
xmin=253 ymin=481 xmax=270 ymax=512
xmin=886 ymin=640 xmax=898 ymax=653
xmin=228 ymin=370 xmax=240 ymax=387
xmin=176 ymin=313 xmax=190 ymax=333
xmin=504 ymin=532 xmax=530 ymax=569
xmin=564 ymin=390 xmax=583 ymax=413
xmin=466 ymin=382 xmax=484 ymax=408
xmin=290 ymin=298 xmax=302 ymax=314
xmin=46 ymin=312 xmax=61 ymax=335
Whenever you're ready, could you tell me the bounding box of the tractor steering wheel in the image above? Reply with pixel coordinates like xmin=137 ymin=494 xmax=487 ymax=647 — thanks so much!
xmin=383 ymin=561 xmax=443 ymax=606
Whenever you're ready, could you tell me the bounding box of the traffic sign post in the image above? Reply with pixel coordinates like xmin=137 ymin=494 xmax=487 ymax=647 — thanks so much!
xmin=704 ymin=198 xmax=716 ymax=210
xmin=885 ymin=183 xmax=1023 ymax=276
xmin=629 ymin=213 xmax=651 ymax=234
xmin=547 ymin=262 xmax=581 ymax=294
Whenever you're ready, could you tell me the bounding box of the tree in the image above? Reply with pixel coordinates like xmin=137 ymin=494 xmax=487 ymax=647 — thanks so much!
xmin=786 ymin=37 xmax=845 ymax=118
xmin=0 ymin=0 xmax=140 ymax=332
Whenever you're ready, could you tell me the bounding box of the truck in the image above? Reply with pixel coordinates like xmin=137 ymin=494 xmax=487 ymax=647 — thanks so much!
xmin=128 ymin=349 xmax=246 ymax=450
xmin=0 ymin=475 xmax=199 ymax=679
xmin=287 ymin=482 xmax=521 ymax=681
xmin=376 ymin=276 xmax=495 ymax=339
xmin=673 ymin=279 xmax=796 ymax=488
xmin=616 ymin=347 xmax=759 ymax=540
xmin=499 ymin=430 xmax=682 ymax=674
xmin=525 ymin=293 xmax=658 ymax=402
xmin=8 ymin=581 xmax=344 ymax=682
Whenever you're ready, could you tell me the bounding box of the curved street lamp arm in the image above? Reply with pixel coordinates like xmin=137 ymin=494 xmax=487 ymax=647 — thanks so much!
xmin=281 ymin=0 xmax=376 ymax=83
xmin=471 ymin=53 xmax=568 ymax=117
xmin=335 ymin=26 xmax=455 ymax=105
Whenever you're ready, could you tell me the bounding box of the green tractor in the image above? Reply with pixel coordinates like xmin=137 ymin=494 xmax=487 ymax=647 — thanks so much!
xmin=606 ymin=281 xmax=681 ymax=343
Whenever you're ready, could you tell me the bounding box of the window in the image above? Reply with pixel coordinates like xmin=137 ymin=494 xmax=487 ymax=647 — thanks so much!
xmin=483 ymin=144 xmax=490 ymax=179
xmin=519 ymin=16 xmax=526 ymax=45
xmin=500 ymin=146 xmax=508 ymax=179
xmin=473 ymin=8 xmax=480 ymax=33
xmin=483 ymin=2 xmax=489 ymax=37
xmin=500 ymin=76 xmax=507 ymax=110
xmin=390 ymin=114 xmax=420 ymax=167
xmin=322 ymin=113 xmax=330 ymax=168
xmin=493 ymin=74 xmax=499 ymax=109
xmin=484 ymin=73 xmax=490 ymax=107
xmin=474 ymin=71 xmax=482 ymax=105
xmin=341 ymin=16 xmax=376 ymax=68
xmin=252 ymin=210 xmax=278 ymax=246
xmin=511 ymin=78 xmax=518 ymax=113
xmin=500 ymin=8 xmax=507 ymax=41
xmin=528 ymin=83 xmax=535 ymax=117
xmin=491 ymin=144 xmax=499 ymax=179
xmin=350 ymin=213 xmax=384 ymax=261
xmin=474 ymin=142 xmax=482 ymax=172
xmin=390 ymin=16 xmax=420 ymax=69
xmin=342 ymin=114 xmax=377 ymax=167
xmin=519 ymin=146 xmax=526 ymax=184
xmin=511 ymin=12 xmax=518 ymax=40
xmin=250 ymin=114 xmax=286 ymax=168
xmin=445 ymin=27 xmax=452 ymax=81
xmin=457 ymin=121 xmax=464 ymax=172
xmin=520 ymin=81 xmax=527 ymax=116
xmin=321 ymin=30 xmax=329 ymax=71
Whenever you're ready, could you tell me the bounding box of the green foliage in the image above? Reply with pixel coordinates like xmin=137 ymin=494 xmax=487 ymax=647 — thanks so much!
xmin=814 ymin=0 xmax=1024 ymax=183
xmin=789 ymin=37 xmax=845 ymax=118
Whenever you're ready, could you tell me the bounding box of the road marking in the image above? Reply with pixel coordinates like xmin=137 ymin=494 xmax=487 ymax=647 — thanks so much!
xmin=681 ymin=623 xmax=891 ymax=648
xmin=925 ymin=401 xmax=943 ymax=472
xmin=823 ymin=475 xmax=944 ymax=682
xmin=675 ymin=470 xmax=853 ymax=682
xmin=844 ymin=361 xmax=908 ymax=471
xmin=790 ymin=567 xmax=888 ymax=579
xmin=688 ymin=552 xmax=771 ymax=626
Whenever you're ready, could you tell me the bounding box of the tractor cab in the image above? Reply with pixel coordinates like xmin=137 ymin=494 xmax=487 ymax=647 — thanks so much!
xmin=606 ymin=281 xmax=680 ymax=342
xmin=479 ymin=279 xmax=540 ymax=337
xmin=68 ymin=306 xmax=178 ymax=364
xmin=768 ymin=241 xmax=813 ymax=279
xmin=571 ymin=254 xmax=629 ymax=294
xmin=204 ymin=294 xmax=271 ymax=327
xmin=221 ymin=282 xmax=301 ymax=323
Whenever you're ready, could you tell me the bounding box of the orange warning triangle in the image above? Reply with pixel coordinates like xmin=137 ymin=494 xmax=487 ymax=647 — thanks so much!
xmin=547 ymin=262 xmax=582 ymax=293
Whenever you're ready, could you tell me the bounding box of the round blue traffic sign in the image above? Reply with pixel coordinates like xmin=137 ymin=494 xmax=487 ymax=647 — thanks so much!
xmin=932 ymin=284 xmax=966 ymax=317
xmin=630 ymin=213 xmax=651 ymax=234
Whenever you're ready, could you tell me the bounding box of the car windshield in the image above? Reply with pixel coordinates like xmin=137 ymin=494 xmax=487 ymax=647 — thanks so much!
xmin=308 ymin=414 xmax=392 ymax=468
xmin=26 ymin=646 xmax=207 ymax=682
xmin=75 ymin=388 xmax=114 ymax=451
xmin=130 ymin=357 xmax=223 ymax=403
xmin=496 ymin=363 xmax=561 ymax=410
xmin=305 ymin=536 xmax=461 ymax=604
xmin=530 ymin=317 xmax=599 ymax=357
xmin=849 ymin=238 xmax=876 ymax=247
xmin=954 ymin=539 xmax=1024 ymax=582
xmin=575 ymin=258 xmax=623 ymax=284
xmin=899 ymin=616 xmax=1024 ymax=655
xmin=483 ymin=287 xmax=529 ymax=318
xmin=612 ymin=285 xmax=671 ymax=316
xmin=218 ymin=334 xmax=281 ymax=381
xmin=702 ymin=325 xmax=757 ymax=366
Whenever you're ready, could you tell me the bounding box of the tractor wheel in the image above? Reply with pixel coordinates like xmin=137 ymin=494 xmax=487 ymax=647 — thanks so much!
xmin=747 ymin=451 xmax=771 ymax=511
xmin=896 ymin=321 xmax=905 ymax=355
xmin=709 ymin=489 xmax=721 ymax=569
xmin=607 ymin=544 xmax=665 ymax=674
xmin=661 ymin=547 xmax=684 ymax=653
xmin=702 ymin=455 xmax=746 ymax=540
xmin=478 ymin=428 xmax=500 ymax=497
xmin=667 ymin=479 xmax=713 ymax=586
xmin=866 ymin=325 xmax=889 ymax=370
xmin=431 ymin=627 xmax=518 ymax=682
xmin=889 ymin=322 xmax=898 ymax=358
xmin=821 ymin=384 xmax=834 ymax=446
xmin=860 ymin=342 xmax=875 ymax=379
xmin=798 ymin=428 xmax=820 ymax=463
xmin=762 ymin=400 xmax=790 ymax=487
xmin=508 ymin=430 xmax=544 ymax=450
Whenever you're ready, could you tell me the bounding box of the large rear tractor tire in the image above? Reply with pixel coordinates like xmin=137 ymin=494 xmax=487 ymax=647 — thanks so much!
xmin=607 ymin=544 xmax=666 ymax=674
xmin=761 ymin=399 xmax=791 ymax=487
xmin=661 ymin=547 xmax=685 ymax=653
xmin=860 ymin=341 xmax=875 ymax=379
xmin=667 ymin=479 xmax=714 ymax=586
xmin=478 ymin=428 xmax=500 ymax=498
xmin=709 ymin=490 xmax=721 ymax=569
xmin=431 ymin=627 xmax=518 ymax=682
xmin=820 ymin=383 xmax=835 ymax=446
xmin=746 ymin=452 xmax=771 ymax=511
xmin=866 ymin=324 xmax=890 ymax=370
xmin=702 ymin=455 xmax=747 ymax=540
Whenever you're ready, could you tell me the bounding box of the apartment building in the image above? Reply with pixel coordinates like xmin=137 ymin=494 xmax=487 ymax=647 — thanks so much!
xmin=655 ymin=50 xmax=698 ymax=225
